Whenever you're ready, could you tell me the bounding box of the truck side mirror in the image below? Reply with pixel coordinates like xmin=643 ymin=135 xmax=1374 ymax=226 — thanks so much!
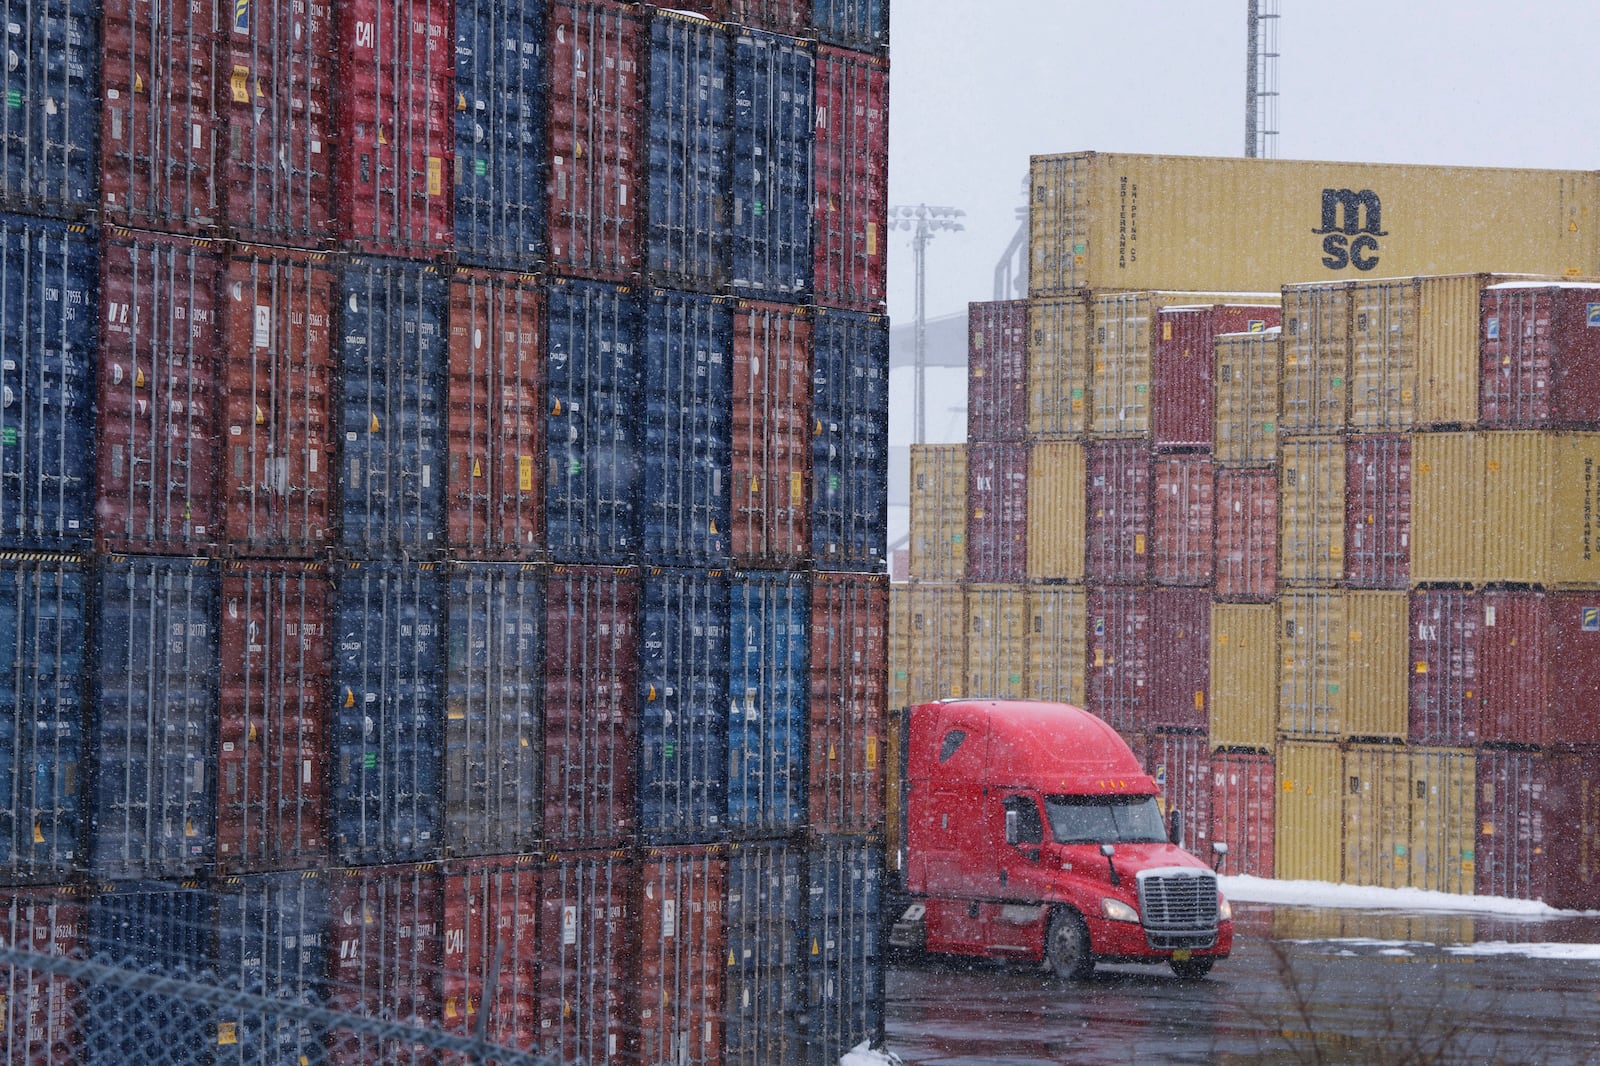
xmin=1212 ymin=841 xmax=1229 ymax=871
xmin=1004 ymin=809 xmax=1019 ymax=846
xmin=1168 ymin=808 xmax=1184 ymax=846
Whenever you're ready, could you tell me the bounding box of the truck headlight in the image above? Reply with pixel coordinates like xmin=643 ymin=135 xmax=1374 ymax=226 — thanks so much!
xmin=1218 ymin=894 xmax=1232 ymax=921
xmin=1100 ymin=898 xmax=1139 ymax=923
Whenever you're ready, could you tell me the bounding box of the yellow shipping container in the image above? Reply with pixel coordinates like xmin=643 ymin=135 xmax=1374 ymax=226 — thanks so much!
xmin=1276 ymin=740 xmax=1345 ymax=882
xmin=902 ymin=583 xmax=965 ymax=706
xmin=1281 ymin=283 xmax=1352 ymax=435
xmin=1209 ymin=604 xmax=1278 ymax=751
xmin=1278 ymin=591 xmax=1345 ymax=739
xmin=1214 ymin=329 xmax=1281 ymax=466
xmin=1030 ymin=152 xmax=1599 ymax=296
xmin=1344 ymin=744 xmax=1413 ymax=889
xmin=1279 ymin=437 xmax=1346 ymax=585
xmin=1027 ymin=295 xmax=1092 ymax=438
xmin=1026 ymin=585 xmax=1087 ymax=706
xmin=909 ymin=445 xmax=967 ymax=582
xmin=966 ymin=584 xmax=1029 ymax=700
xmin=1410 ymin=747 xmax=1476 ymax=895
xmin=1344 ymin=591 xmax=1409 ymax=741
xmin=1026 ymin=441 xmax=1085 ymax=581
xmin=888 ymin=585 xmax=911 ymax=714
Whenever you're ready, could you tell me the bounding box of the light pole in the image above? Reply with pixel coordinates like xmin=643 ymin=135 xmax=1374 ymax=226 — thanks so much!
xmin=889 ymin=204 xmax=965 ymax=444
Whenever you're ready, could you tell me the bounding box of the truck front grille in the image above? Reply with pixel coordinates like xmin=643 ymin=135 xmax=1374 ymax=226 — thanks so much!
xmin=1137 ymin=868 xmax=1219 ymax=950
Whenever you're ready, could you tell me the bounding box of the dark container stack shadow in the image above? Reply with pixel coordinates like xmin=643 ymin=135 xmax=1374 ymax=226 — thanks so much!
xmin=0 ymin=1 xmax=890 ymax=1063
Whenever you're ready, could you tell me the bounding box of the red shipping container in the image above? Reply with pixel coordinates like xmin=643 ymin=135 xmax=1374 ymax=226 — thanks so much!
xmin=809 ymin=571 xmax=888 ymax=836
xmin=1213 ymin=467 xmax=1276 ymax=602
xmin=219 ymin=246 xmax=337 ymax=555
xmin=1086 ymin=440 xmax=1152 ymax=585
xmin=1146 ymin=730 xmax=1211 ymax=853
xmin=447 ymin=270 xmax=545 ymax=558
xmin=1549 ymin=594 xmax=1600 ymax=747
xmin=539 ymin=851 xmax=636 ymax=1066
xmin=1152 ymin=304 xmax=1280 ymax=450
xmin=219 ymin=0 xmax=336 ymax=244
xmin=727 ymin=0 xmax=810 ymax=34
xmin=1476 ymin=749 xmax=1547 ymax=902
xmin=1210 ymin=752 xmax=1275 ymax=878
xmin=97 ymin=230 xmax=223 ymax=556
xmin=327 ymin=863 xmax=444 ymax=1066
xmin=1087 ymin=585 xmax=1151 ymax=736
xmin=1345 ymin=434 xmax=1411 ymax=589
xmin=965 ymin=301 xmax=1027 ymax=443
xmin=1409 ymin=589 xmax=1481 ymax=746
xmin=965 ymin=442 xmax=1027 ymax=583
xmin=217 ymin=560 xmax=331 ymax=873
xmin=1 ymin=887 xmax=84 ymax=1066
xmin=1481 ymin=283 xmax=1600 ymax=428
xmin=544 ymin=566 xmax=640 ymax=848
xmin=732 ymin=302 xmax=811 ymax=568
xmin=100 ymin=0 xmax=220 ymax=231
xmin=1543 ymin=748 xmax=1600 ymax=910
xmin=637 ymin=847 xmax=727 ymax=1066
xmin=441 ymin=856 xmax=540 ymax=1053
xmin=334 ymin=0 xmax=455 ymax=255
xmin=1479 ymin=590 xmax=1551 ymax=747
xmin=1149 ymin=588 xmax=1210 ymax=732
xmin=812 ymin=46 xmax=887 ymax=313
xmin=547 ymin=0 xmax=646 ymax=280
xmin=1152 ymin=455 xmax=1214 ymax=586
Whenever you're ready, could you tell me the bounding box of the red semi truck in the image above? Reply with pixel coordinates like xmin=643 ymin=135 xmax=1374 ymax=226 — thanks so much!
xmin=890 ymin=698 xmax=1232 ymax=979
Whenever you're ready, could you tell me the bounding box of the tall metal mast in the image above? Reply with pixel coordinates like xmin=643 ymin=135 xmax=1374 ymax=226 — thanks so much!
xmin=889 ymin=204 xmax=965 ymax=444
xmin=1246 ymin=0 xmax=1280 ymax=159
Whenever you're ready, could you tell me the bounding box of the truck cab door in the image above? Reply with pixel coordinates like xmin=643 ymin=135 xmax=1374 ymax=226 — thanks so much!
xmin=975 ymin=792 xmax=1049 ymax=956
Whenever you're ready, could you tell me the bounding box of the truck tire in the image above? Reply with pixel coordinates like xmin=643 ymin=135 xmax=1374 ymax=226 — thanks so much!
xmin=1169 ymin=956 xmax=1215 ymax=980
xmin=1045 ymin=909 xmax=1095 ymax=980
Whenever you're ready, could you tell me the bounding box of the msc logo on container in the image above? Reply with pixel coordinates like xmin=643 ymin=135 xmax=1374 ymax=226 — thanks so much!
xmin=1313 ymin=188 xmax=1387 ymax=272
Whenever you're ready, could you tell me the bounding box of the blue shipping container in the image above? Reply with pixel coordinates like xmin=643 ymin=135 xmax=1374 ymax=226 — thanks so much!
xmin=725 ymin=839 xmax=803 ymax=1066
xmin=731 ymin=30 xmax=813 ymax=300
xmin=640 ymin=567 xmax=729 ymax=842
xmin=811 ymin=307 xmax=888 ymax=572
xmin=648 ymin=11 xmax=730 ymax=289
xmin=644 ymin=290 xmax=732 ymax=566
xmin=810 ymin=0 xmax=889 ymax=52
xmin=0 ymin=0 xmax=98 ymax=215
xmin=213 ymin=870 xmax=330 ymax=1066
xmin=806 ymin=837 xmax=884 ymax=1066
xmin=339 ymin=258 xmax=447 ymax=556
xmin=727 ymin=571 xmax=808 ymax=835
xmin=0 ymin=214 xmax=95 ymax=550
xmin=545 ymin=278 xmax=641 ymax=563
xmin=334 ymin=561 xmax=444 ymax=865
xmin=445 ymin=562 xmax=543 ymax=857
xmin=455 ymin=0 xmax=546 ymax=267
xmin=0 ymin=554 xmax=86 ymax=884
xmin=92 ymin=556 xmax=217 ymax=880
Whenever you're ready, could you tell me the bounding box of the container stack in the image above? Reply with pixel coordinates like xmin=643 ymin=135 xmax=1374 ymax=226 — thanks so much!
xmin=1 ymin=3 xmax=890 ymax=1064
xmin=894 ymin=150 xmax=1600 ymax=910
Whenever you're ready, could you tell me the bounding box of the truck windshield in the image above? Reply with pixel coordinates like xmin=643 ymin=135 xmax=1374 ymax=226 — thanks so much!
xmin=1044 ymin=795 xmax=1168 ymax=845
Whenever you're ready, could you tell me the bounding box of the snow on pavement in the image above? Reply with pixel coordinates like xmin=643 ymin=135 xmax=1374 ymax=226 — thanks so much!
xmin=1219 ymin=873 xmax=1600 ymax=918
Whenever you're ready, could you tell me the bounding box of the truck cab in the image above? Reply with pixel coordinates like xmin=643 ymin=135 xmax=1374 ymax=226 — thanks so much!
xmin=892 ymin=699 xmax=1232 ymax=979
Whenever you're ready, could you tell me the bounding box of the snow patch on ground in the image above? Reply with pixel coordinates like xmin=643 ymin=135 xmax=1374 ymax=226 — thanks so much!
xmin=1447 ymin=941 xmax=1600 ymax=961
xmin=839 ymin=1042 xmax=904 ymax=1066
xmin=1220 ymin=874 xmax=1600 ymax=918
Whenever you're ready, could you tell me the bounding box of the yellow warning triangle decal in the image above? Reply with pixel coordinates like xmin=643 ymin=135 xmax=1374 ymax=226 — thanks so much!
xmin=457 ymin=92 xmax=468 ymax=111
xmin=134 ymin=74 xmax=145 ymax=94
xmin=344 ymin=688 xmax=356 ymax=708
xmin=378 ymin=125 xmax=388 ymax=145
xmin=370 ymin=413 xmax=380 ymax=433
xmin=552 ymin=398 xmax=563 ymax=416
xmin=812 ymin=938 xmax=820 ymax=956
xmin=829 ymin=742 xmax=837 ymax=761
xmin=33 ymin=822 xmax=44 ymax=844
xmin=709 ymin=519 xmax=718 ymax=534
xmin=749 ymin=476 xmax=760 ymax=493
xmin=445 ymin=999 xmax=459 ymax=1020
xmin=249 ymin=724 xmax=258 ymax=741
xmin=815 ymin=418 xmax=822 ymax=435
xmin=728 ymin=950 xmax=736 ymax=965
xmin=255 ymin=405 xmax=266 ymax=426
xmin=135 ymin=367 xmax=146 ymax=388
xmin=563 ymin=999 xmax=572 ymax=1018
xmin=647 ymin=684 xmax=657 ymax=701
xmin=472 ymin=459 xmax=483 ymax=478
xmin=185 ymin=819 xmax=197 ymax=837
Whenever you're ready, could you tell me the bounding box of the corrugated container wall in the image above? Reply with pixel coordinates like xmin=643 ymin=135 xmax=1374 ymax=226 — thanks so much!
xmin=1149 ymin=588 xmax=1210 ymax=732
xmin=730 ymin=29 xmax=813 ymax=300
xmin=1152 ymin=305 xmax=1279 ymax=450
xmin=221 ymin=0 xmax=334 ymax=246
xmin=1213 ymin=467 xmax=1277 ymax=602
xmin=728 ymin=571 xmax=809 ymax=836
xmin=1208 ymin=603 xmax=1276 ymax=751
xmin=812 ymin=46 xmax=887 ymax=312
xmin=647 ymin=11 xmax=729 ymax=290
xmin=99 ymin=0 xmax=218 ymax=232
xmin=1344 ymin=591 xmax=1409 ymax=742
xmin=447 ymin=269 xmax=545 ymax=559
xmin=1152 ymin=455 xmax=1214 ymax=586
xmin=1085 ymin=440 xmax=1151 ymax=585
xmin=440 ymin=856 xmax=539 ymax=1051
xmin=724 ymin=839 xmax=802 ymax=1066
xmin=97 ymin=230 xmax=222 ymax=556
xmin=1345 ymin=434 xmax=1410 ymax=588
xmin=1274 ymin=740 xmax=1344 ymax=882
xmin=732 ymin=300 xmax=811 ymax=568
xmin=213 ymin=870 xmax=330 ymax=1064
xmin=219 ymin=247 xmax=337 ymax=555
xmin=339 ymin=259 xmax=447 ymax=557
xmin=1480 ymin=282 xmax=1600 ymax=428
xmin=1410 ymin=747 xmax=1476 ymax=894
xmin=1540 ymin=749 xmax=1600 ymax=910
xmin=538 ymin=851 xmax=636 ymax=1065
xmin=810 ymin=572 xmax=888 ymax=835
xmin=546 ymin=0 xmax=644 ymax=280
xmin=545 ymin=278 xmax=640 ymax=564
xmin=1090 ymin=291 xmax=1157 ymax=438
xmin=811 ymin=0 xmax=888 ymax=51
xmin=445 ymin=562 xmax=543 ymax=857
xmin=1210 ymin=752 xmax=1274 ymax=878
xmin=0 ymin=216 xmax=95 ymax=550
xmin=1478 ymin=589 xmax=1550 ymax=747
xmin=639 ymin=567 xmax=729 ymax=844
xmin=1278 ymin=436 xmax=1345 ymax=586
xmin=1280 ymin=283 xmax=1352 ymax=436
xmin=92 ymin=556 xmax=217 ymax=881
xmin=725 ymin=1 xmax=809 ymax=35
xmin=217 ymin=560 xmax=330 ymax=874
xmin=1548 ymin=593 xmax=1600 ymax=747
xmin=1 ymin=0 xmax=97 ymax=216
xmin=805 ymin=837 xmax=884 ymax=1066
xmin=334 ymin=0 xmax=454 ymax=255
xmin=1025 ymin=441 xmax=1085 ymax=582
xmin=332 ymin=561 xmax=444 ymax=866
xmin=455 ymin=0 xmax=545 ymax=267
xmin=1343 ymin=744 xmax=1412 ymax=889
xmin=1026 ymin=585 xmax=1086 ymax=707
xmin=1213 ymin=328 xmax=1281 ymax=466
xmin=0 ymin=556 xmax=87 ymax=885
xmin=1277 ymin=591 xmax=1345 ymax=739
xmin=965 ymin=442 xmax=1027 ymax=583
xmin=1475 ymin=749 xmax=1547 ymax=902
xmin=644 ymin=290 xmax=732 ymax=567
xmin=967 ymin=301 xmax=1027 ymax=442
xmin=1409 ymin=589 xmax=1480 ymax=746
xmin=964 ymin=584 xmax=1027 ymax=701
xmin=2 ymin=887 xmax=85 ymax=1063
xmin=637 ymin=847 xmax=727 ymax=1066
xmin=327 ymin=863 xmax=443 ymax=1066
xmin=1029 ymin=152 xmax=1600 ymax=296
xmin=1349 ymin=279 xmax=1417 ymax=431
xmin=900 ymin=583 xmax=963 ymax=706
xmin=1027 ymin=295 xmax=1090 ymax=439
xmin=1086 ymin=585 xmax=1150 ymax=735
xmin=543 ymin=565 xmax=639 ymax=848
xmin=812 ymin=307 xmax=888 ymax=572
xmin=1147 ymin=731 xmax=1210 ymax=853
xmin=907 ymin=445 xmax=965 ymax=581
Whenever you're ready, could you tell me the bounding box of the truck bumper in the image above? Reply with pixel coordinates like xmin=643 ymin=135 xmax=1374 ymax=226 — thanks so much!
xmin=1086 ymin=915 xmax=1233 ymax=962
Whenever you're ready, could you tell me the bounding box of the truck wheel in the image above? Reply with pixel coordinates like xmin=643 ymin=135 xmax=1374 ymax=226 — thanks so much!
xmin=1045 ymin=909 xmax=1095 ymax=980
xmin=1169 ymin=956 xmax=1215 ymax=980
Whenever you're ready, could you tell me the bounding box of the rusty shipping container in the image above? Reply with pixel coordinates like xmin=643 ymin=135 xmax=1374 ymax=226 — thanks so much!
xmin=637 ymin=846 xmax=727 ymax=1066
xmin=1029 ymin=152 xmax=1600 ymax=296
xmin=967 ymin=301 xmax=1027 ymax=442
xmin=1146 ymin=730 xmax=1210 ymax=853
xmin=327 ymin=863 xmax=443 ymax=1066
xmin=1275 ymin=740 xmax=1344 ymax=883
xmin=1151 ymin=455 xmax=1214 ymax=586
xmin=1479 ymin=589 xmax=1551 ymax=747
xmin=1480 ymin=282 xmax=1600 ymax=428
xmin=907 ymin=445 xmax=965 ymax=582
xmin=1345 ymin=433 xmax=1411 ymax=588
xmin=812 ymin=46 xmax=887 ymax=312
xmin=1547 ymin=594 xmax=1600 ymax=747
xmin=899 ymin=583 xmax=963 ymax=706
xmin=1343 ymin=744 xmax=1412 ymax=889
xmin=447 ymin=269 xmax=544 ymax=559
xmin=1087 ymin=585 xmax=1150 ymax=735
xmin=1 ymin=887 xmax=84 ymax=1064
xmin=1409 ymin=589 xmax=1481 ymax=746
xmin=1213 ymin=328 xmax=1281 ymax=466
xmin=440 ymin=855 xmax=540 ymax=1051
xmin=810 ymin=571 xmax=888 ymax=836
xmin=732 ymin=300 xmax=811 ymax=568
xmin=219 ymin=246 xmax=337 ymax=555
xmin=1542 ymin=749 xmax=1600 ymax=910
xmin=1026 ymin=585 xmax=1086 ymax=707
xmin=97 ymin=230 xmax=223 ymax=556
xmin=1476 ymin=748 xmax=1547 ymax=902
xmin=1208 ymin=603 xmax=1276 ymax=752
xmin=1149 ymin=588 xmax=1209 ymax=733
xmin=217 ymin=560 xmax=330 ymax=874
xmin=727 ymin=1 xmax=810 ymax=35
xmin=1213 ymin=467 xmax=1277 ymax=602
xmin=966 ymin=442 xmax=1027 ymax=584
xmin=1281 ymin=283 xmax=1352 ymax=436
xmin=1410 ymin=747 xmax=1476 ymax=895
xmin=1086 ymin=439 xmax=1151 ymax=585
xmin=1026 ymin=440 xmax=1085 ymax=582
xmin=1278 ymin=436 xmax=1345 ymax=586
xmin=1152 ymin=304 xmax=1279 ymax=450
xmin=1027 ymin=295 xmax=1090 ymax=439
xmin=1210 ymin=752 xmax=1274 ymax=878
xmin=539 ymin=850 xmax=636 ymax=1065
xmin=964 ymin=584 xmax=1027 ymax=701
